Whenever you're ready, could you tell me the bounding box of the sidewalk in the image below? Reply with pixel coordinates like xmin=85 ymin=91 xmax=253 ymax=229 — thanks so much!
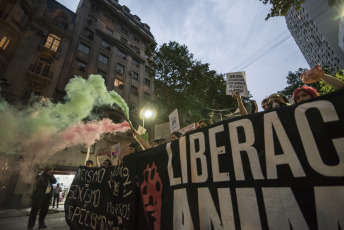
xmin=0 ymin=205 xmax=65 ymax=219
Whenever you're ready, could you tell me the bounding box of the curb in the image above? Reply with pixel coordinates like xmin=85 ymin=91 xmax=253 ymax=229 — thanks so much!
xmin=0 ymin=209 xmax=64 ymax=219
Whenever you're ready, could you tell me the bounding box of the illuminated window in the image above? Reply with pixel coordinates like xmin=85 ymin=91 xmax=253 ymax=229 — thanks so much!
xmin=0 ymin=35 xmax=10 ymax=50
xmin=44 ymin=34 xmax=61 ymax=51
xmin=114 ymin=78 xmax=123 ymax=88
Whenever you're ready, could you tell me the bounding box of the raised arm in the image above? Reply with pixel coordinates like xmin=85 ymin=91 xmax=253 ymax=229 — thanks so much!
xmin=232 ymin=91 xmax=248 ymax=116
xmin=301 ymin=64 xmax=344 ymax=91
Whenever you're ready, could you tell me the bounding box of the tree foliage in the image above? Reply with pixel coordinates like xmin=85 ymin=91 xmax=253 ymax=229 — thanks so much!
xmin=260 ymin=0 xmax=305 ymax=20
xmin=148 ymin=41 xmax=237 ymax=126
xmin=278 ymin=67 xmax=344 ymax=99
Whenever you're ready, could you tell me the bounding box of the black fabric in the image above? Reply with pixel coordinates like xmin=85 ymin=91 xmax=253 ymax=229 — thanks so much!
xmin=65 ymin=89 xmax=344 ymax=229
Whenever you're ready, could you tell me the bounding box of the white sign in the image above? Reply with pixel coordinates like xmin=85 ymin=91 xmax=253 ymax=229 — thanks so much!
xmin=137 ymin=125 xmax=146 ymax=135
xmin=226 ymin=72 xmax=249 ymax=97
xmin=169 ymin=109 xmax=180 ymax=133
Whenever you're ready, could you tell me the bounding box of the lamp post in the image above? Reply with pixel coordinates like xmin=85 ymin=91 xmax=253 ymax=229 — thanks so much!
xmin=139 ymin=107 xmax=157 ymax=128
xmin=142 ymin=110 xmax=153 ymax=128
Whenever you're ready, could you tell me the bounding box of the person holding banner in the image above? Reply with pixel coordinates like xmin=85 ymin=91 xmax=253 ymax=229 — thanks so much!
xmin=267 ymin=93 xmax=290 ymax=110
xmin=261 ymin=98 xmax=269 ymax=111
xmin=198 ymin=119 xmax=213 ymax=128
xmin=170 ymin=131 xmax=182 ymax=141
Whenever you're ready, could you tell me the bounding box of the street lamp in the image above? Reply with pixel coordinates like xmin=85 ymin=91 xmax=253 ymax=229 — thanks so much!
xmin=139 ymin=107 xmax=157 ymax=128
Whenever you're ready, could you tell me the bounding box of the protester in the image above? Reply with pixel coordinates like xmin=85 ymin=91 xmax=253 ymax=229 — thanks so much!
xmin=232 ymin=91 xmax=248 ymax=116
xmin=52 ymin=183 xmax=62 ymax=208
xmin=28 ymin=166 xmax=56 ymax=230
xmin=300 ymin=64 xmax=344 ymax=90
xmin=170 ymin=131 xmax=182 ymax=141
xmin=292 ymin=64 xmax=344 ymax=104
xmin=85 ymin=160 xmax=93 ymax=167
xmin=152 ymin=138 xmax=166 ymax=147
xmin=100 ymin=159 xmax=112 ymax=167
xmin=267 ymin=93 xmax=290 ymax=110
xmin=261 ymin=98 xmax=269 ymax=111
xmin=198 ymin=119 xmax=213 ymax=128
xmin=292 ymin=86 xmax=319 ymax=104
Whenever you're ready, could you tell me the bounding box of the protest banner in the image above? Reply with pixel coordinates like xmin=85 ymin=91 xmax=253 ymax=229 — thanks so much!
xmin=179 ymin=123 xmax=198 ymax=135
xmin=226 ymin=71 xmax=249 ymax=97
xmin=66 ymin=89 xmax=344 ymax=229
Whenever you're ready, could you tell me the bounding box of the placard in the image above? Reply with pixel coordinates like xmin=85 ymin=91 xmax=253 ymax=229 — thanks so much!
xmin=226 ymin=71 xmax=249 ymax=97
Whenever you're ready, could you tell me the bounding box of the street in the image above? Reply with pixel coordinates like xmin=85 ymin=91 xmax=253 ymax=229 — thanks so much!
xmin=0 ymin=212 xmax=69 ymax=230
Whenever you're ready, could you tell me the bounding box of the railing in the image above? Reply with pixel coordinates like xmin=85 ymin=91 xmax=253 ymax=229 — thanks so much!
xmin=28 ymin=64 xmax=54 ymax=79
xmin=39 ymin=39 xmax=62 ymax=54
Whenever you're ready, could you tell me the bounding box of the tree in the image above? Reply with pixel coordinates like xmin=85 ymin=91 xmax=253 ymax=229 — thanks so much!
xmin=278 ymin=68 xmax=321 ymax=98
xmin=260 ymin=0 xmax=305 ymax=20
xmin=278 ymin=67 xmax=344 ymax=99
xmin=148 ymin=41 xmax=237 ymax=126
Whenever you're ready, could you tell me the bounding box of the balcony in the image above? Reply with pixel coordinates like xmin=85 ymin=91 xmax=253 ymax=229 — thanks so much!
xmin=38 ymin=39 xmax=62 ymax=58
xmin=28 ymin=64 xmax=54 ymax=79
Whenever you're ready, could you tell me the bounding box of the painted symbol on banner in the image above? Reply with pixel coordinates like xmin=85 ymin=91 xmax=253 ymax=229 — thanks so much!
xmin=140 ymin=162 xmax=163 ymax=230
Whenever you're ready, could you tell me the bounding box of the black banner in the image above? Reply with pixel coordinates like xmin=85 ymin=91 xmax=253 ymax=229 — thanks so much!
xmin=65 ymin=89 xmax=344 ymax=229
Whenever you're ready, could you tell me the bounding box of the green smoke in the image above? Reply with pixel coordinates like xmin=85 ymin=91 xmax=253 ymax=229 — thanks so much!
xmin=0 ymin=74 xmax=130 ymax=154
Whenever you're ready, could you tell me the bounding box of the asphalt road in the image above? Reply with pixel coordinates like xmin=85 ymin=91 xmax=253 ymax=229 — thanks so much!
xmin=0 ymin=212 xmax=69 ymax=230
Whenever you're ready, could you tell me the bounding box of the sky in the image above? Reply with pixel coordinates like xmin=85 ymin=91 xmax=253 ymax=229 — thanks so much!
xmin=57 ymin=0 xmax=310 ymax=111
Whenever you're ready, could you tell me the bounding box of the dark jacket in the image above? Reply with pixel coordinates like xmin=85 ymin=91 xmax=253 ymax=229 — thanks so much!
xmin=31 ymin=172 xmax=57 ymax=201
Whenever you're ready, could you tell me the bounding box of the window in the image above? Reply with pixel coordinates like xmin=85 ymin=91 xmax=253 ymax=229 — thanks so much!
xmin=121 ymin=26 xmax=128 ymax=35
xmin=145 ymin=65 xmax=151 ymax=74
xmin=54 ymin=15 xmax=68 ymax=29
xmin=114 ymin=78 xmax=123 ymax=88
xmin=131 ymin=71 xmax=138 ymax=80
xmin=77 ymin=59 xmax=87 ymax=71
xmin=144 ymin=92 xmax=150 ymax=100
xmin=132 ymin=46 xmax=140 ymax=54
xmin=132 ymin=58 xmax=139 ymax=68
xmin=83 ymin=28 xmax=94 ymax=40
xmin=129 ymin=104 xmax=137 ymax=114
xmin=131 ymin=85 xmax=138 ymax=95
xmin=134 ymin=36 xmax=140 ymax=43
xmin=97 ymin=69 xmax=107 ymax=79
xmin=78 ymin=42 xmax=90 ymax=54
xmin=98 ymin=53 xmax=109 ymax=64
xmin=91 ymin=3 xmax=99 ymax=12
xmin=117 ymin=50 xmax=126 ymax=60
xmin=116 ymin=63 xmax=125 ymax=74
xmin=105 ymin=26 xmax=113 ymax=35
xmin=0 ymin=35 xmax=10 ymax=50
xmin=145 ymin=78 xmax=151 ymax=87
xmin=120 ymin=37 xmax=127 ymax=45
xmin=101 ymin=40 xmax=111 ymax=51
xmin=44 ymin=34 xmax=61 ymax=52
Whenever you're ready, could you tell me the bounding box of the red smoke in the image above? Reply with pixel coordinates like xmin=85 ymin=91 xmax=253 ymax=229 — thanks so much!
xmin=60 ymin=119 xmax=130 ymax=147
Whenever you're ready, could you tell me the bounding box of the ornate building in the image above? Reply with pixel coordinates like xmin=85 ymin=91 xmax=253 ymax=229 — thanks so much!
xmin=285 ymin=0 xmax=344 ymax=71
xmin=0 ymin=0 xmax=155 ymax=209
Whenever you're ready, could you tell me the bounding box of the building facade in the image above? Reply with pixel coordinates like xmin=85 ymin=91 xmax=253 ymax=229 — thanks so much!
xmin=0 ymin=0 xmax=155 ymax=209
xmin=285 ymin=0 xmax=344 ymax=71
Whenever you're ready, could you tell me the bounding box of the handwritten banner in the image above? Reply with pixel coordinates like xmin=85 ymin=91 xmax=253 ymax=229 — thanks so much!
xmin=65 ymin=89 xmax=344 ymax=229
